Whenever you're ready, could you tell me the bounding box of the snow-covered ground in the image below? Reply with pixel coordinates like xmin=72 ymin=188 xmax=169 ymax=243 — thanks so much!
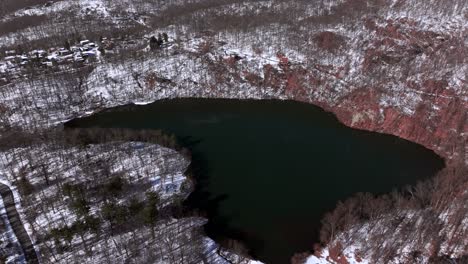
xmin=303 ymin=184 xmax=468 ymax=264
xmin=0 ymin=141 xmax=180 ymax=262
xmin=305 ymin=247 xmax=370 ymax=264
xmin=0 ymin=139 xmax=263 ymax=263
xmin=0 ymin=0 xmax=466 ymax=263
xmin=1 ymin=5 xmax=465 ymax=128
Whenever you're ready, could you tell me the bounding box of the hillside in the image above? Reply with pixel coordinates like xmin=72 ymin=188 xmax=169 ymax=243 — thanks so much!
xmin=0 ymin=0 xmax=466 ymax=263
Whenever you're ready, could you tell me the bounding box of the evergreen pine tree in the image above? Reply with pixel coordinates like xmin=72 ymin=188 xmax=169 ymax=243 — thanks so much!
xmin=17 ymin=176 xmax=34 ymax=196
xmin=150 ymin=36 xmax=159 ymax=50
xmin=64 ymin=40 xmax=71 ymax=51
xmin=157 ymin=33 xmax=164 ymax=46
xmin=143 ymin=191 xmax=160 ymax=238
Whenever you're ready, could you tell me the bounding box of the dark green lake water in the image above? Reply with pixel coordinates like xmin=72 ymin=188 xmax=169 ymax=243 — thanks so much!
xmin=66 ymin=99 xmax=444 ymax=264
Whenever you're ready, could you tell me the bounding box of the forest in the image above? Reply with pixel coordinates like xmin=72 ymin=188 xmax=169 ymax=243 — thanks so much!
xmin=0 ymin=127 xmax=243 ymax=263
xmin=0 ymin=0 xmax=466 ymax=263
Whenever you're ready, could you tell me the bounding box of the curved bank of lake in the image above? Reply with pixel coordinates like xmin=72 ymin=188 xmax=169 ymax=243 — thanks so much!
xmin=65 ymin=98 xmax=444 ymax=264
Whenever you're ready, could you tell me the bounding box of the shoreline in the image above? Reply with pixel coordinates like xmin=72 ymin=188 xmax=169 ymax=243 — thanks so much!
xmin=64 ymin=97 xmax=451 ymax=263
xmin=3 ymin=90 xmax=463 ymax=262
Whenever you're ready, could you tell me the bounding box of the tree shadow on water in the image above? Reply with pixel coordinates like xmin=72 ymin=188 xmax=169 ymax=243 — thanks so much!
xmin=180 ymin=135 xmax=265 ymax=260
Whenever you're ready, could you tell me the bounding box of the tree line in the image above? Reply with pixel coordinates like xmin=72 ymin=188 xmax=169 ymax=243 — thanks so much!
xmin=0 ymin=126 xmax=203 ymax=263
xmin=314 ymin=162 xmax=467 ymax=263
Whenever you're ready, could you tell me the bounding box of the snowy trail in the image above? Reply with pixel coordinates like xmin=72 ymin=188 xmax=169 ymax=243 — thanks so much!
xmin=0 ymin=183 xmax=39 ymax=264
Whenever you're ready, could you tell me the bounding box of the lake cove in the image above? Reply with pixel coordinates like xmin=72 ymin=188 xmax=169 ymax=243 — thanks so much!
xmin=66 ymin=99 xmax=445 ymax=264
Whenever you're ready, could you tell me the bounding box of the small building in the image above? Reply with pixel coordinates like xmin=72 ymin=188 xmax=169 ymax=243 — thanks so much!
xmin=86 ymin=42 xmax=97 ymax=48
xmin=80 ymin=40 xmax=90 ymax=46
xmin=74 ymin=54 xmax=85 ymax=62
xmin=47 ymin=54 xmax=58 ymax=61
xmin=71 ymin=46 xmax=81 ymax=52
xmin=82 ymin=51 xmax=96 ymax=57
xmin=20 ymin=55 xmax=29 ymax=66
xmin=58 ymin=49 xmax=72 ymax=56
xmin=42 ymin=61 xmax=54 ymax=67
xmin=30 ymin=50 xmax=47 ymax=58
xmin=4 ymin=56 xmax=16 ymax=61
xmin=60 ymin=54 xmax=74 ymax=61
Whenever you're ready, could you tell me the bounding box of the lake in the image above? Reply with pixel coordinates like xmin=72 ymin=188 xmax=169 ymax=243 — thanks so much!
xmin=65 ymin=98 xmax=444 ymax=263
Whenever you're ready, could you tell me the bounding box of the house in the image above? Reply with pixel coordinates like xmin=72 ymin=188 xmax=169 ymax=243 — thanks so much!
xmin=41 ymin=61 xmax=54 ymax=67
xmin=20 ymin=55 xmax=30 ymax=66
xmin=4 ymin=56 xmax=16 ymax=62
xmin=47 ymin=53 xmax=58 ymax=61
xmin=82 ymin=51 xmax=96 ymax=57
xmin=85 ymin=42 xmax=97 ymax=48
xmin=60 ymin=54 xmax=74 ymax=62
xmin=74 ymin=54 xmax=85 ymax=62
xmin=58 ymin=49 xmax=72 ymax=56
xmin=71 ymin=46 xmax=81 ymax=52
xmin=80 ymin=40 xmax=90 ymax=46
xmin=30 ymin=50 xmax=47 ymax=58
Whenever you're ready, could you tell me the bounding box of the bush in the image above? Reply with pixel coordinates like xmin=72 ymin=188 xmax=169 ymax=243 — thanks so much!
xmin=17 ymin=176 xmax=34 ymax=196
